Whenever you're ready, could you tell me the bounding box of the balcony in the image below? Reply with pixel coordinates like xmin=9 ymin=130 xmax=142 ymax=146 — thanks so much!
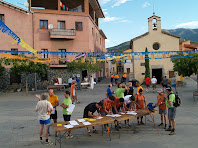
xmin=50 ymin=29 xmax=76 ymax=39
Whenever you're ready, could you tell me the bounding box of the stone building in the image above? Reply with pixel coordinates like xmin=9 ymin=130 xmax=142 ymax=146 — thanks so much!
xmin=130 ymin=13 xmax=180 ymax=83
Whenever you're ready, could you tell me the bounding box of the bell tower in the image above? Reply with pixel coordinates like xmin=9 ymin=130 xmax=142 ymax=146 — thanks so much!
xmin=148 ymin=13 xmax=161 ymax=33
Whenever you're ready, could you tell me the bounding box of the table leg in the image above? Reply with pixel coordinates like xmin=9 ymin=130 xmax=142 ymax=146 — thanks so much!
xmin=101 ymin=125 xmax=104 ymax=136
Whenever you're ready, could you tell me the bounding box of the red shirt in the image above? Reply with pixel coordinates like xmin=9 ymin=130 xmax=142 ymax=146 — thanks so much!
xmin=145 ymin=77 xmax=150 ymax=85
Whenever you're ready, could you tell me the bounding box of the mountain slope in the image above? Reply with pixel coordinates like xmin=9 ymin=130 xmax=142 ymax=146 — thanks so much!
xmin=107 ymin=28 xmax=198 ymax=52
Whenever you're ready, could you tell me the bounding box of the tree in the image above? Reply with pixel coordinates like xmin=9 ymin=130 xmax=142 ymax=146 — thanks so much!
xmin=10 ymin=59 xmax=49 ymax=94
xmin=171 ymin=53 xmax=198 ymax=89
xmin=145 ymin=48 xmax=150 ymax=78
xmin=67 ymin=59 xmax=102 ymax=76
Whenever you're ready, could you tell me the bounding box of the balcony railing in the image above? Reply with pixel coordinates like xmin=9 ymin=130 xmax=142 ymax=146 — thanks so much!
xmin=50 ymin=29 xmax=76 ymax=39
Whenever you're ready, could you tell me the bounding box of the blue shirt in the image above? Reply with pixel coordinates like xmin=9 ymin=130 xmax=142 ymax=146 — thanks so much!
xmin=107 ymin=88 xmax=112 ymax=97
xmin=76 ymin=77 xmax=80 ymax=82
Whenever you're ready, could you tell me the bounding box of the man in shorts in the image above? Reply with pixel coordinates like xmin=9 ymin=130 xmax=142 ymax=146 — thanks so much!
xmin=154 ymin=88 xmax=168 ymax=129
xmin=48 ymin=89 xmax=59 ymax=136
xmin=145 ymin=76 xmax=151 ymax=92
xmin=151 ymin=76 xmax=157 ymax=93
xmin=171 ymin=75 xmax=177 ymax=93
xmin=162 ymin=76 xmax=168 ymax=91
xmin=165 ymin=86 xmax=176 ymax=135
xmin=35 ymin=93 xmax=53 ymax=145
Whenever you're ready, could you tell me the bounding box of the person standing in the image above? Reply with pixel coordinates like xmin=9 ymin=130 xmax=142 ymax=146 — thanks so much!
xmin=68 ymin=77 xmax=73 ymax=88
xmin=35 ymin=93 xmax=53 ymax=145
xmin=162 ymin=76 xmax=168 ymax=90
xmin=151 ymin=76 xmax=157 ymax=93
xmin=165 ymin=86 xmax=176 ymax=135
xmin=114 ymin=74 xmax=119 ymax=85
xmin=115 ymin=83 xmax=127 ymax=98
xmin=76 ymin=76 xmax=81 ymax=90
xmin=122 ymin=73 xmax=127 ymax=83
xmin=110 ymin=74 xmax=114 ymax=85
xmin=90 ymin=76 xmax=94 ymax=89
xmin=83 ymin=102 xmax=103 ymax=136
xmin=60 ymin=91 xmax=73 ymax=138
xmin=106 ymin=84 xmax=113 ymax=98
xmin=135 ymin=89 xmax=147 ymax=125
xmin=171 ymin=75 xmax=177 ymax=93
xmin=71 ymin=80 xmax=80 ymax=104
xmin=136 ymin=81 xmax=143 ymax=95
xmin=124 ymin=82 xmax=134 ymax=96
xmin=154 ymin=88 xmax=168 ymax=129
xmin=145 ymin=76 xmax=151 ymax=92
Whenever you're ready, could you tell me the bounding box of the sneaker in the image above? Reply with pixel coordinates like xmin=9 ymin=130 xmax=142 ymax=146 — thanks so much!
xmin=67 ymin=134 xmax=73 ymax=139
xmin=140 ymin=121 xmax=144 ymax=125
xmin=124 ymin=124 xmax=130 ymax=128
xmin=158 ymin=123 xmax=164 ymax=127
xmin=165 ymin=127 xmax=172 ymax=131
xmin=88 ymin=131 xmax=92 ymax=136
xmin=76 ymin=101 xmax=80 ymax=104
xmin=164 ymin=124 xmax=167 ymax=129
xmin=93 ymin=130 xmax=100 ymax=134
xmin=40 ymin=140 xmax=43 ymax=144
xmin=44 ymin=141 xmax=53 ymax=145
xmin=169 ymin=129 xmax=176 ymax=135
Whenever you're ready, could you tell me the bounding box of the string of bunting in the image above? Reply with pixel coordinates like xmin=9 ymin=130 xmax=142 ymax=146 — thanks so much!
xmin=0 ymin=20 xmax=37 ymax=55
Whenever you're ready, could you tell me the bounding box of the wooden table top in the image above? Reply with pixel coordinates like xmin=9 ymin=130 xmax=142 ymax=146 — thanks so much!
xmin=51 ymin=116 xmax=114 ymax=132
xmin=51 ymin=109 xmax=158 ymax=132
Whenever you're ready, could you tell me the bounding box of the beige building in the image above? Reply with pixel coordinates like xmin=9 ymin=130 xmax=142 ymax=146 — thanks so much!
xmin=130 ymin=13 xmax=180 ymax=83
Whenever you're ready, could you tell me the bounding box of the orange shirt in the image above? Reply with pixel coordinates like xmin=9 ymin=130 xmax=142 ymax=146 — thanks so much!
xmin=100 ymin=99 xmax=112 ymax=112
xmin=49 ymin=94 xmax=59 ymax=110
xmin=71 ymin=83 xmax=76 ymax=96
xmin=157 ymin=94 xmax=167 ymax=110
xmin=111 ymin=75 xmax=114 ymax=78
xmin=135 ymin=94 xmax=146 ymax=109
xmin=137 ymin=86 xmax=143 ymax=94
xmin=114 ymin=75 xmax=119 ymax=78
xmin=113 ymin=97 xmax=126 ymax=109
xmin=123 ymin=74 xmax=127 ymax=78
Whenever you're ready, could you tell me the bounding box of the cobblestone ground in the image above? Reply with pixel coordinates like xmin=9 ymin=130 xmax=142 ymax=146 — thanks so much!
xmin=0 ymin=77 xmax=198 ymax=148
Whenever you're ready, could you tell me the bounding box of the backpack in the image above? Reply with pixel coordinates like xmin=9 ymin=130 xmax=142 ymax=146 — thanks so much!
xmin=173 ymin=94 xmax=181 ymax=107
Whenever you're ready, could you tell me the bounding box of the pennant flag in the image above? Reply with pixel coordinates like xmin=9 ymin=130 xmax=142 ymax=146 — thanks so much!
xmin=151 ymin=54 xmax=155 ymax=59
xmin=140 ymin=55 xmax=144 ymax=60
xmin=162 ymin=54 xmax=166 ymax=59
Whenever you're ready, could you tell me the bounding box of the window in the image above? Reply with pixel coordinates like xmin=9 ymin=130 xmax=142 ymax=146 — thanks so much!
xmin=58 ymin=49 xmax=66 ymax=59
xmin=0 ymin=14 xmax=4 ymax=23
xmin=75 ymin=22 xmax=83 ymax=31
xmin=153 ymin=42 xmax=160 ymax=50
xmin=40 ymin=20 xmax=48 ymax=29
xmin=58 ymin=21 xmax=65 ymax=30
xmin=41 ymin=49 xmax=48 ymax=59
xmin=11 ymin=49 xmax=18 ymax=55
xmin=140 ymin=63 xmax=145 ymax=66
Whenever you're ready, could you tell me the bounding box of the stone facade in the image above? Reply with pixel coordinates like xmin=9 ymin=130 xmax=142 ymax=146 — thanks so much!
xmin=0 ymin=69 xmax=10 ymax=90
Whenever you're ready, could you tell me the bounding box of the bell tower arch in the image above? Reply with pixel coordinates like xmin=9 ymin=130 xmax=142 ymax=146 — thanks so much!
xmin=148 ymin=13 xmax=161 ymax=33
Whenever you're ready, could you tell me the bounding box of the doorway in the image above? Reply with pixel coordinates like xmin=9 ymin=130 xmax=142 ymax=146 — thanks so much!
xmin=169 ymin=71 xmax=174 ymax=78
xmin=152 ymin=69 xmax=162 ymax=84
xmin=127 ymin=68 xmax=130 ymax=74
xmin=82 ymin=70 xmax=87 ymax=81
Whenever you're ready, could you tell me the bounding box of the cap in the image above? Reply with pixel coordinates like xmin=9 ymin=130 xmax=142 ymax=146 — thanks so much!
xmin=157 ymin=88 xmax=163 ymax=93
xmin=166 ymin=86 xmax=172 ymax=91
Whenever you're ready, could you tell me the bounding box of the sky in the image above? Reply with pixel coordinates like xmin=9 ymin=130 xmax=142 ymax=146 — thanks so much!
xmin=5 ymin=0 xmax=198 ymax=48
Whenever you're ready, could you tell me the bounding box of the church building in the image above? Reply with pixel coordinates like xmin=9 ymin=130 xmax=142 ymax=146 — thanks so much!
xmin=130 ymin=13 xmax=180 ymax=83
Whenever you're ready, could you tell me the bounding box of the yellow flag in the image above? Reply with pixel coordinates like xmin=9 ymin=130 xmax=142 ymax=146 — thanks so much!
xmin=151 ymin=54 xmax=155 ymax=59
xmin=81 ymin=58 xmax=85 ymax=63
xmin=140 ymin=55 xmax=144 ymax=60
xmin=162 ymin=54 xmax=166 ymax=59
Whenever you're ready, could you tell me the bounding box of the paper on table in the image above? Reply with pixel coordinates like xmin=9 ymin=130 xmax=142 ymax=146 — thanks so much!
xmin=82 ymin=122 xmax=91 ymax=125
xmin=64 ymin=125 xmax=74 ymax=129
xmin=97 ymin=116 xmax=103 ymax=119
xmin=106 ymin=114 xmax=122 ymax=117
xmin=69 ymin=120 xmax=79 ymax=126
xmin=77 ymin=119 xmax=85 ymax=122
xmin=120 ymin=112 xmax=126 ymax=114
xmin=67 ymin=104 xmax=75 ymax=113
xmin=126 ymin=111 xmax=137 ymax=115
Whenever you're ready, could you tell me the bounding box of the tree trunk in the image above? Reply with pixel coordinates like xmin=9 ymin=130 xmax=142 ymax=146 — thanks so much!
xmin=26 ymin=75 xmax=28 ymax=95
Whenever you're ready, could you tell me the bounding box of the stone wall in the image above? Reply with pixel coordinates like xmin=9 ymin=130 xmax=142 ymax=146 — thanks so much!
xmin=0 ymin=69 xmax=10 ymax=90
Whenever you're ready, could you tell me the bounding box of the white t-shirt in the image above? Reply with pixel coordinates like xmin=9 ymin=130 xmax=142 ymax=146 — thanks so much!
xmin=124 ymin=95 xmax=132 ymax=104
xmin=151 ymin=78 xmax=157 ymax=84
xmin=35 ymin=100 xmax=53 ymax=120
